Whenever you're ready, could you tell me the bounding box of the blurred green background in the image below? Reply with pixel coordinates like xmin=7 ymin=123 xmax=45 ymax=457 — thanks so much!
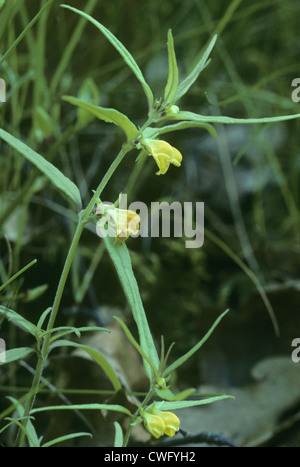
xmin=1 ymin=0 xmax=300 ymax=446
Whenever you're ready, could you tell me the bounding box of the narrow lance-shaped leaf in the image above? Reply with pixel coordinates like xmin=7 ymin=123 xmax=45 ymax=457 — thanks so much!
xmin=164 ymin=29 xmax=179 ymax=104
xmin=63 ymin=96 xmax=139 ymax=142
xmin=6 ymin=397 xmax=40 ymax=447
xmin=173 ymin=110 xmax=300 ymax=126
xmin=42 ymin=432 xmax=92 ymax=448
xmin=103 ymin=237 xmax=159 ymax=380
xmin=0 ymin=129 xmax=82 ymax=209
xmin=154 ymin=386 xmax=195 ymax=402
xmin=114 ymin=316 xmax=159 ymax=380
xmin=31 ymin=403 xmax=132 ymax=416
xmin=163 ymin=309 xmax=229 ymax=377
xmin=148 ymin=120 xmax=217 ymax=139
xmin=0 ymin=259 xmax=37 ymax=292
xmin=174 ymin=34 xmax=217 ymax=103
xmin=0 ymin=347 xmax=35 ymax=365
xmin=49 ymin=339 xmax=122 ymax=391
xmin=113 ymin=422 xmax=124 ymax=448
xmin=157 ymin=394 xmax=234 ymax=411
xmin=0 ymin=306 xmax=38 ymax=337
xmin=61 ymin=4 xmax=154 ymax=110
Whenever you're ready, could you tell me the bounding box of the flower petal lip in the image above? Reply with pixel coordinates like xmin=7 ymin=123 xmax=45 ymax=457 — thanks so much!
xmin=159 ymin=411 xmax=180 ymax=437
xmin=143 ymin=412 xmax=166 ymax=439
xmin=141 ymin=406 xmax=180 ymax=439
xmin=142 ymin=138 xmax=182 ymax=175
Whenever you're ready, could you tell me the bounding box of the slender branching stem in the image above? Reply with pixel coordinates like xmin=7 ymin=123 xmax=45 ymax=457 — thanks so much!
xmin=15 ymin=144 xmax=131 ymax=446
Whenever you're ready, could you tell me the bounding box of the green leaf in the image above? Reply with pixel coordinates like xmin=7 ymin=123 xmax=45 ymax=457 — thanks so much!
xmin=31 ymin=403 xmax=132 ymax=416
xmin=4 ymin=416 xmax=39 ymax=447
xmin=76 ymin=77 xmax=100 ymax=128
xmin=148 ymin=120 xmax=217 ymax=139
xmin=63 ymin=96 xmax=139 ymax=142
xmin=0 ymin=347 xmax=35 ymax=365
xmin=175 ymin=34 xmax=217 ymax=102
xmin=164 ymin=29 xmax=179 ymax=104
xmin=103 ymin=237 xmax=159 ymax=380
xmin=22 ymin=284 xmax=48 ymax=303
xmin=42 ymin=325 xmax=81 ymax=340
xmin=0 ymin=306 xmax=38 ymax=337
xmin=49 ymin=339 xmax=122 ymax=391
xmin=113 ymin=421 xmax=124 ymax=448
xmin=154 ymin=386 xmax=195 ymax=401
xmin=157 ymin=394 xmax=234 ymax=411
xmin=45 ymin=325 xmax=109 ymax=342
xmin=114 ymin=316 xmax=159 ymax=379
xmin=36 ymin=307 xmax=52 ymax=331
xmin=163 ymin=309 xmax=229 ymax=377
xmin=0 ymin=129 xmax=82 ymax=209
xmin=174 ymin=110 xmax=300 ymax=126
xmin=42 ymin=432 xmax=92 ymax=447
xmin=6 ymin=397 xmax=40 ymax=447
xmin=0 ymin=259 xmax=37 ymax=292
xmin=61 ymin=4 xmax=154 ymax=110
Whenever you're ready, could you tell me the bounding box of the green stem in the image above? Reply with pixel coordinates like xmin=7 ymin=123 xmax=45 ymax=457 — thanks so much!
xmin=122 ymin=388 xmax=154 ymax=447
xmin=14 ymin=351 xmax=44 ymax=447
xmin=15 ymin=144 xmax=131 ymax=447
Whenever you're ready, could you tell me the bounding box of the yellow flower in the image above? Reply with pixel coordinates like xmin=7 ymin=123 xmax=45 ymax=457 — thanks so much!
xmin=159 ymin=411 xmax=180 ymax=437
xmin=143 ymin=411 xmax=166 ymax=439
xmin=141 ymin=406 xmax=180 ymax=439
xmin=96 ymin=203 xmax=140 ymax=243
xmin=143 ymin=138 xmax=182 ymax=175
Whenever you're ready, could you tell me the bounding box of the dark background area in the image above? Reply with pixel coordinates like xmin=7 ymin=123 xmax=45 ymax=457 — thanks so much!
xmin=0 ymin=0 xmax=300 ymax=446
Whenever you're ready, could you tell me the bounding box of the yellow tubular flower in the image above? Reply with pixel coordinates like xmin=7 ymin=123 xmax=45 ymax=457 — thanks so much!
xmin=142 ymin=411 xmax=166 ymax=439
xmin=143 ymin=138 xmax=182 ymax=175
xmin=159 ymin=411 xmax=180 ymax=437
xmin=141 ymin=406 xmax=180 ymax=439
xmin=96 ymin=203 xmax=140 ymax=243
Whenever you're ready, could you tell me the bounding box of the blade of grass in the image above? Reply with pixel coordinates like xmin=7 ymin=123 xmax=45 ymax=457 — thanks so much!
xmin=0 ymin=0 xmax=55 ymax=67
xmin=50 ymin=0 xmax=98 ymax=96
